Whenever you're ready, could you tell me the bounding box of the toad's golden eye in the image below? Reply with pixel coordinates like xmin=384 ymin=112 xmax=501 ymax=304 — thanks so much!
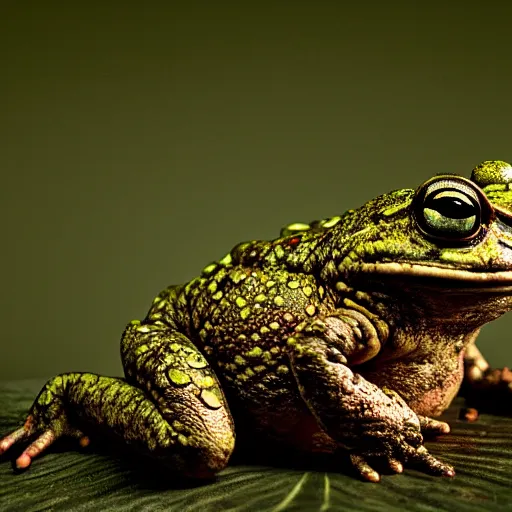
xmin=413 ymin=177 xmax=488 ymax=242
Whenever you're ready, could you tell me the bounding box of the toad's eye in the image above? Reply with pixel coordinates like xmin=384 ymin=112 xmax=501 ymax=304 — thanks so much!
xmin=414 ymin=177 xmax=489 ymax=242
xmin=423 ymin=190 xmax=478 ymax=236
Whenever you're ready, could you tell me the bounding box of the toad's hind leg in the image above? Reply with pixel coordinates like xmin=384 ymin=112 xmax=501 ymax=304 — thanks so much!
xmin=0 ymin=322 xmax=234 ymax=478
xmin=117 ymin=321 xmax=235 ymax=477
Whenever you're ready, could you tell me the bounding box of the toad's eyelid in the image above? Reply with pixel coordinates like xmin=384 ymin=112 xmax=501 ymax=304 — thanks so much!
xmin=429 ymin=190 xmax=474 ymax=205
xmin=424 ymin=180 xmax=479 ymax=204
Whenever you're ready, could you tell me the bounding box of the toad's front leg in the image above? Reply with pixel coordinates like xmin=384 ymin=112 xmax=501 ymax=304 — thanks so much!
xmin=288 ymin=314 xmax=454 ymax=482
xmin=0 ymin=321 xmax=234 ymax=478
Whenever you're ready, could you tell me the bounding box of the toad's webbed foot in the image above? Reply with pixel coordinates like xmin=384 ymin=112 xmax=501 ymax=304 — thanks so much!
xmin=349 ymin=428 xmax=454 ymax=483
xmin=346 ymin=398 xmax=454 ymax=482
xmin=0 ymin=374 xmax=90 ymax=469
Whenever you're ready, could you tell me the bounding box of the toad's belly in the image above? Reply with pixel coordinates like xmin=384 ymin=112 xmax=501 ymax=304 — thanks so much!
xmin=360 ymin=351 xmax=465 ymax=416
xmin=228 ymin=351 xmax=464 ymax=455
xmin=230 ymin=388 xmax=338 ymax=454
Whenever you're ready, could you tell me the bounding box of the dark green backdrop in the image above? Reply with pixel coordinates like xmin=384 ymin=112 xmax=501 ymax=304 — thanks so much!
xmin=1 ymin=3 xmax=511 ymax=381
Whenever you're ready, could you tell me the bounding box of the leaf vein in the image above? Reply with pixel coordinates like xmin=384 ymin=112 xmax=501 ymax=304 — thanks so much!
xmin=271 ymin=472 xmax=309 ymax=512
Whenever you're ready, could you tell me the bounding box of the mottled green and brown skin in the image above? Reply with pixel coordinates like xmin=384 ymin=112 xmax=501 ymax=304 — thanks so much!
xmin=2 ymin=161 xmax=512 ymax=483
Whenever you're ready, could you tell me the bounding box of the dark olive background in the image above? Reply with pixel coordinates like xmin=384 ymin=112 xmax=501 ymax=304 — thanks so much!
xmin=1 ymin=3 xmax=511 ymax=381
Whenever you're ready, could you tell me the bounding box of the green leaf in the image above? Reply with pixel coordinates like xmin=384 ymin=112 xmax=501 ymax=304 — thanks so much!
xmin=0 ymin=379 xmax=511 ymax=511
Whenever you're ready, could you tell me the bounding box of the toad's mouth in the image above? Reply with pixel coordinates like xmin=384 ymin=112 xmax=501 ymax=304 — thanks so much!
xmin=356 ymin=262 xmax=512 ymax=293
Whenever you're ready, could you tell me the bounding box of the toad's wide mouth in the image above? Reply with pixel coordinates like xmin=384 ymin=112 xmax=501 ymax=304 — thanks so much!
xmin=356 ymin=262 xmax=512 ymax=292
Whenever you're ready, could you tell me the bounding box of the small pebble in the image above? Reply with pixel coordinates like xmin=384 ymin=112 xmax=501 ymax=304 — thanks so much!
xmin=460 ymin=407 xmax=479 ymax=422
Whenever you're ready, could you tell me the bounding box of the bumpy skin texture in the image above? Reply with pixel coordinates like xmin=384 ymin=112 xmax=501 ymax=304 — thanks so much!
xmin=2 ymin=160 xmax=512 ymax=482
